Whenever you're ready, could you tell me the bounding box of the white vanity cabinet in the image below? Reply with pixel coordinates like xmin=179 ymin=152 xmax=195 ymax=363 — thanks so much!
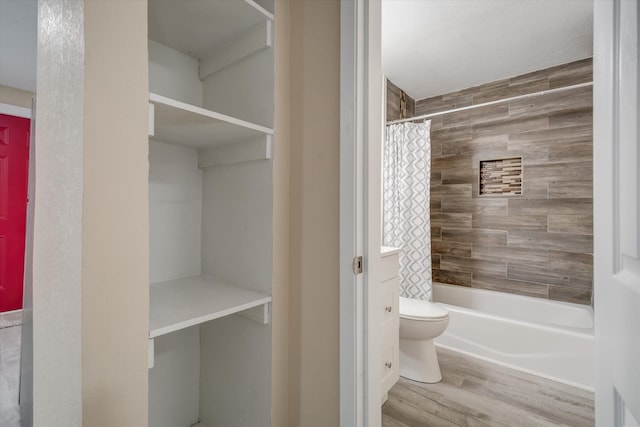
xmin=381 ymin=246 xmax=401 ymax=403
xmin=147 ymin=1 xmax=275 ymax=426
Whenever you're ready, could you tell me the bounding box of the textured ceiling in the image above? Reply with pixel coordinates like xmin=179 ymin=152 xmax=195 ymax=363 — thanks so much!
xmin=382 ymin=0 xmax=593 ymax=100
xmin=1 ymin=1 xmax=593 ymax=99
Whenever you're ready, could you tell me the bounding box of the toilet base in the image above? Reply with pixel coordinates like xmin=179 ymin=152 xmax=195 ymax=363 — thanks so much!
xmin=399 ymin=338 xmax=442 ymax=383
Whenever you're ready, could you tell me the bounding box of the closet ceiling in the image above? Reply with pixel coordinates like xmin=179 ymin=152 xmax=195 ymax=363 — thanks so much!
xmin=382 ymin=0 xmax=593 ymax=100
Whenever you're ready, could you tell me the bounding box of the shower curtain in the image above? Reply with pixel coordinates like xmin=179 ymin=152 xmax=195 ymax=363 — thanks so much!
xmin=383 ymin=120 xmax=433 ymax=301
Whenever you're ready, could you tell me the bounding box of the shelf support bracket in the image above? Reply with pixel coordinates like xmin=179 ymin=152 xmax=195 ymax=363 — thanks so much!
xmin=199 ymin=20 xmax=272 ymax=80
xmin=148 ymin=102 xmax=155 ymax=136
xmin=237 ymin=302 xmax=271 ymax=325
xmin=148 ymin=338 xmax=155 ymax=369
xmin=198 ymin=135 xmax=272 ymax=168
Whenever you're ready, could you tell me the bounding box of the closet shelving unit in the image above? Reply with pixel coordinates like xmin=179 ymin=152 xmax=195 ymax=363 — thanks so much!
xmin=149 ymin=93 xmax=273 ymax=150
xmin=148 ymin=90 xmax=274 ymax=340
xmin=149 ymin=275 xmax=272 ymax=339
xmin=147 ymin=1 xmax=275 ymax=425
xmin=149 ymin=91 xmax=274 ymax=339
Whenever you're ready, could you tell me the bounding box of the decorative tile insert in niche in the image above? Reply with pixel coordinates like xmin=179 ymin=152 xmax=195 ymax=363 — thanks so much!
xmin=479 ymin=157 xmax=523 ymax=196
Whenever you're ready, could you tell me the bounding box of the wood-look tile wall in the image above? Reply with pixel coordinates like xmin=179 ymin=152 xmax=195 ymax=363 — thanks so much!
xmin=396 ymin=58 xmax=593 ymax=305
xmin=387 ymin=79 xmax=415 ymax=122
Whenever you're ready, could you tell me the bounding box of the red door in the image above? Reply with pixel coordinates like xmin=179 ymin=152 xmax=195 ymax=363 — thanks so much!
xmin=0 ymin=114 xmax=30 ymax=312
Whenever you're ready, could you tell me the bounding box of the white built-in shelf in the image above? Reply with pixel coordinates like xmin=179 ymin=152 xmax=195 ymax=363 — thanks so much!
xmin=149 ymin=93 xmax=273 ymax=150
xmin=148 ymin=0 xmax=273 ymax=60
xmin=149 ymin=275 xmax=272 ymax=339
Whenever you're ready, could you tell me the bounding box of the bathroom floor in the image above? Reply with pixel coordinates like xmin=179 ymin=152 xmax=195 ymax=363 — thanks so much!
xmin=0 ymin=324 xmax=21 ymax=427
xmin=383 ymin=347 xmax=595 ymax=427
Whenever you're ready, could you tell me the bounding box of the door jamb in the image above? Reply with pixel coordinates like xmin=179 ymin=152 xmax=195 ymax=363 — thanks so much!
xmin=340 ymin=1 xmax=383 ymax=426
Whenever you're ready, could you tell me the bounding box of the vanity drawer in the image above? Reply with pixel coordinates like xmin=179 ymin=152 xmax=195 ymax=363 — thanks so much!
xmin=381 ymin=277 xmax=399 ymax=328
xmin=381 ymin=326 xmax=399 ymax=393
xmin=380 ymin=253 xmax=399 ymax=282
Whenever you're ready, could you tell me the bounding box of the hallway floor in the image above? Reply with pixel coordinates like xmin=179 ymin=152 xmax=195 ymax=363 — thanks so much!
xmin=383 ymin=347 xmax=595 ymax=427
xmin=0 ymin=325 xmax=21 ymax=427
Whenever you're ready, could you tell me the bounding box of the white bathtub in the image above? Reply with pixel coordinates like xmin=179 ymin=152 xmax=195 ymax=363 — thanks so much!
xmin=432 ymin=282 xmax=595 ymax=391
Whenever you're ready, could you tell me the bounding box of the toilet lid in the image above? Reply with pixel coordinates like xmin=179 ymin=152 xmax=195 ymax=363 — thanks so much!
xmin=399 ymin=297 xmax=449 ymax=321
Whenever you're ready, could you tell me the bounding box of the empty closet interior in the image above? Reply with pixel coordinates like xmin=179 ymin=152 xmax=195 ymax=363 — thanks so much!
xmin=146 ymin=1 xmax=275 ymax=425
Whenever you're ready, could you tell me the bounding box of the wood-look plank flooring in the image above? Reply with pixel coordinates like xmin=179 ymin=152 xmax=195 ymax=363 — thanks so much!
xmin=383 ymin=347 xmax=594 ymax=427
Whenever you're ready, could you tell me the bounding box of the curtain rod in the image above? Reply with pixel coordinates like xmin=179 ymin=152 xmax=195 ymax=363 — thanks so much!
xmin=386 ymin=81 xmax=593 ymax=126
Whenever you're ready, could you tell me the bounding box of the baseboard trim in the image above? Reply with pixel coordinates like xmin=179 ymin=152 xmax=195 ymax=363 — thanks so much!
xmin=0 ymin=309 xmax=23 ymax=329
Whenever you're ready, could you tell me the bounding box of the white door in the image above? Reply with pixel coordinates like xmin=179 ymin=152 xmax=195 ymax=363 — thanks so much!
xmin=340 ymin=1 xmax=383 ymax=426
xmin=593 ymin=0 xmax=640 ymax=426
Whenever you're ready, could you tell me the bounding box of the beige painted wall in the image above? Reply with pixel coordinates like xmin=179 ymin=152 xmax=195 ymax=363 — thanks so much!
xmin=31 ymin=1 xmax=148 ymax=424
xmin=81 ymin=1 xmax=149 ymax=426
xmin=0 ymin=85 xmax=33 ymax=108
xmin=287 ymin=0 xmax=341 ymax=425
xmin=272 ymin=0 xmax=291 ymax=425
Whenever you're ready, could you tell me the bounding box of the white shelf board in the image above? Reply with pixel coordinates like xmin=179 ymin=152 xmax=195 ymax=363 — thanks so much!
xmin=148 ymin=0 xmax=272 ymax=60
xmin=150 ymin=275 xmax=271 ymax=338
xmin=150 ymin=93 xmax=273 ymax=149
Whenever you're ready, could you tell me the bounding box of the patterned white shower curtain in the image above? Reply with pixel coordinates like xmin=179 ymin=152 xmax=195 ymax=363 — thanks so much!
xmin=383 ymin=121 xmax=433 ymax=301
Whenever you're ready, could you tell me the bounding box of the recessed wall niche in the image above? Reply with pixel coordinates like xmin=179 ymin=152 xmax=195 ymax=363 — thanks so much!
xmin=479 ymin=157 xmax=523 ymax=196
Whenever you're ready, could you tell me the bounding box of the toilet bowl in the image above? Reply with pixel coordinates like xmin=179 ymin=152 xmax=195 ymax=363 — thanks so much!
xmin=399 ymin=296 xmax=450 ymax=383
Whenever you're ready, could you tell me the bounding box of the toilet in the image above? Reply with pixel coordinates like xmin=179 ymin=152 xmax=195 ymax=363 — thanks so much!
xmin=399 ymin=296 xmax=450 ymax=383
